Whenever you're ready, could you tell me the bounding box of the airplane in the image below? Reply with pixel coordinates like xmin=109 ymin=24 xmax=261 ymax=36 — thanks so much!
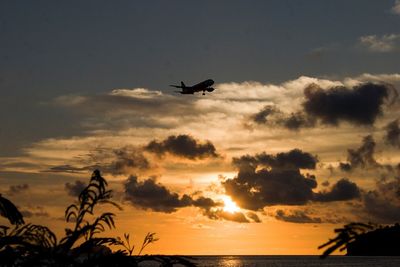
xmin=170 ymin=79 xmax=215 ymax=95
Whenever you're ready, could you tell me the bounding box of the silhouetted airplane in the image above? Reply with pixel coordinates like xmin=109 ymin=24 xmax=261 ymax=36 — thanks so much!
xmin=170 ymin=79 xmax=215 ymax=95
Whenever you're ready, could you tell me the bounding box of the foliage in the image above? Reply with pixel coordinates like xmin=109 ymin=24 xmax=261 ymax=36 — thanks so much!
xmin=0 ymin=170 xmax=196 ymax=266
xmin=0 ymin=194 xmax=24 ymax=226
xmin=318 ymin=222 xmax=377 ymax=258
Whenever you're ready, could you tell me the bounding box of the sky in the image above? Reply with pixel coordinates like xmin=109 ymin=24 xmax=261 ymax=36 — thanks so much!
xmin=1 ymin=0 xmax=400 ymax=255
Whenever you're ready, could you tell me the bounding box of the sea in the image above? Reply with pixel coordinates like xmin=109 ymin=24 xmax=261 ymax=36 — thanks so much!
xmin=139 ymin=255 xmax=400 ymax=267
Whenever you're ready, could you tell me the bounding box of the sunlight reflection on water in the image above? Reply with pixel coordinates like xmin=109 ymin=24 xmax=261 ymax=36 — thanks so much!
xmin=218 ymin=256 xmax=243 ymax=267
xmin=139 ymin=256 xmax=400 ymax=267
xmin=199 ymin=256 xmax=400 ymax=267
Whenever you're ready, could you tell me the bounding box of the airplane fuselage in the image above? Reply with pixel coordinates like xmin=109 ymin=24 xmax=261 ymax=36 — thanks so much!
xmin=170 ymin=79 xmax=215 ymax=95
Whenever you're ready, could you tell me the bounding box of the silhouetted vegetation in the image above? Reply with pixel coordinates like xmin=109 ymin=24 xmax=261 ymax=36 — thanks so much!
xmin=319 ymin=222 xmax=400 ymax=258
xmin=0 ymin=194 xmax=24 ymax=226
xmin=0 ymin=170 xmax=196 ymax=266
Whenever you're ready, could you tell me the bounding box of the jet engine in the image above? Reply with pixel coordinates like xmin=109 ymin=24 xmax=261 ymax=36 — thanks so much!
xmin=206 ymin=87 xmax=214 ymax=92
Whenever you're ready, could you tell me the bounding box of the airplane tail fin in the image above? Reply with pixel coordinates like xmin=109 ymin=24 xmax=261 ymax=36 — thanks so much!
xmin=169 ymin=81 xmax=186 ymax=89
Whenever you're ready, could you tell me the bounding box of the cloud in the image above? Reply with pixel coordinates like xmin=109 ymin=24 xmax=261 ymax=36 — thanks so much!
xmin=314 ymin=178 xmax=361 ymax=202
xmin=362 ymin=176 xmax=400 ymax=223
xmin=191 ymin=196 xmax=221 ymax=210
xmin=110 ymin=88 xmax=162 ymax=99
xmin=252 ymin=105 xmax=280 ymax=124
xmin=224 ymin=149 xmax=318 ymax=210
xmin=384 ymin=119 xmax=400 ymax=148
xmin=302 ymin=83 xmax=391 ymax=126
xmin=123 ymin=175 xmax=263 ymax=223
xmin=392 ymin=1 xmax=400 ymax=15
xmin=124 ymin=176 xmax=193 ymax=213
xmin=20 ymin=206 xmax=49 ymax=218
xmin=339 ymin=135 xmax=379 ymax=172
xmin=224 ymin=149 xmax=363 ymax=210
xmin=7 ymin=184 xmax=29 ymax=195
xmin=47 ymin=145 xmax=150 ymax=176
xmin=124 ymin=175 xmax=220 ymax=213
xmin=279 ymin=112 xmax=316 ymax=130
xmin=321 ymin=181 xmax=330 ymax=187
xmin=274 ymin=209 xmax=322 ymax=224
xmin=48 ymin=165 xmax=90 ymax=173
xmin=251 ymin=82 xmax=394 ymax=130
xmin=344 ymin=73 xmax=400 ymax=88
xmin=107 ymin=146 xmax=150 ymax=174
xmin=359 ymin=34 xmax=400 ymax=52
xmin=145 ymin=134 xmax=219 ymax=160
xmin=203 ymin=209 xmax=250 ymax=223
xmin=200 ymin=204 xmax=262 ymax=223
xmin=232 ymin=149 xmax=318 ymax=172
xmin=65 ymin=180 xmax=86 ymax=197
xmin=251 ymin=106 xmax=315 ymax=130
xmin=246 ymin=212 xmax=262 ymax=223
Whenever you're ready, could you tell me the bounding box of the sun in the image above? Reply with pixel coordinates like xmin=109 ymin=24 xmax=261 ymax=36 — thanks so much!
xmin=222 ymin=196 xmax=241 ymax=213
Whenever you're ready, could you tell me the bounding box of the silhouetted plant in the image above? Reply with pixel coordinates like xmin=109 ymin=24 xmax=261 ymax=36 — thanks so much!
xmin=0 ymin=170 xmax=196 ymax=266
xmin=0 ymin=194 xmax=24 ymax=226
xmin=58 ymin=169 xmax=121 ymax=255
xmin=319 ymin=222 xmax=377 ymax=258
xmin=138 ymin=232 xmax=159 ymax=255
xmin=116 ymin=233 xmax=135 ymax=256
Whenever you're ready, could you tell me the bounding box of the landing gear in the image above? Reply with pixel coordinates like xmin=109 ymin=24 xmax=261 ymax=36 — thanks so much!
xmin=202 ymin=91 xmax=205 ymax=95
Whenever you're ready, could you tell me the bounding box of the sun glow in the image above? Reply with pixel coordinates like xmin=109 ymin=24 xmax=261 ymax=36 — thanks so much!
xmin=222 ymin=196 xmax=241 ymax=213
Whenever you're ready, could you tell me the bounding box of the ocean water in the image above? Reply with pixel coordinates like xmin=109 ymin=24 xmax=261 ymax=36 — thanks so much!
xmin=139 ymin=255 xmax=400 ymax=267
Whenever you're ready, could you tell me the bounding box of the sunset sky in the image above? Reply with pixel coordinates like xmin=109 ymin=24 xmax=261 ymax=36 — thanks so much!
xmin=1 ymin=0 xmax=400 ymax=255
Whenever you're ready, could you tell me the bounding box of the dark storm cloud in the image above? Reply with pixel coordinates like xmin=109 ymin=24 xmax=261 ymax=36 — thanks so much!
xmin=314 ymin=178 xmax=361 ymax=202
xmin=384 ymin=119 xmax=400 ymax=148
xmin=124 ymin=176 xmax=219 ymax=213
xmin=302 ymin=82 xmax=391 ymax=126
xmin=339 ymin=135 xmax=379 ymax=172
xmin=7 ymin=184 xmax=29 ymax=195
xmin=65 ymin=180 xmax=86 ymax=197
xmin=225 ymin=149 xmax=319 ymax=210
xmin=274 ymin=209 xmax=322 ymax=224
xmin=145 ymin=134 xmax=219 ymax=160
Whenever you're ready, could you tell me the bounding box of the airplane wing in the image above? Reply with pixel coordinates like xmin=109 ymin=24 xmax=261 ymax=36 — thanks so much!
xmin=169 ymin=85 xmax=183 ymax=88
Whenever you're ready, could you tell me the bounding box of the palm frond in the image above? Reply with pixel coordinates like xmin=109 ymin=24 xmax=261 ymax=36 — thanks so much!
xmin=0 ymin=194 xmax=25 ymax=226
xmin=319 ymin=222 xmax=377 ymax=258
